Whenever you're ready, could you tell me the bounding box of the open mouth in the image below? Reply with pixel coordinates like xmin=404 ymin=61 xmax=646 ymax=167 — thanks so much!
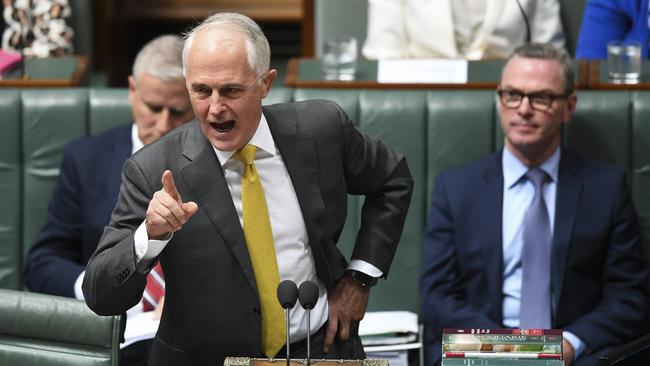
xmin=211 ymin=120 xmax=236 ymax=133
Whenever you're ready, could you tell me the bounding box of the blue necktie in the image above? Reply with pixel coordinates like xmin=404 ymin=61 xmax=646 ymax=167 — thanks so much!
xmin=519 ymin=167 xmax=552 ymax=329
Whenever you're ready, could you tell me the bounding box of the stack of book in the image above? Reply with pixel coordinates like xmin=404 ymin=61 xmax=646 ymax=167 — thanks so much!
xmin=441 ymin=329 xmax=563 ymax=366
xmin=359 ymin=311 xmax=421 ymax=366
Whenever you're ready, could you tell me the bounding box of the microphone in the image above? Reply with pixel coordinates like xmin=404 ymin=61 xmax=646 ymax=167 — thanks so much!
xmin=298 ymin=281 xmax=319 ymax=366
xmin=277 ymin=280 xmax=298 ymax=366
xmin=515 ymin=0 xmax=531 ymax=43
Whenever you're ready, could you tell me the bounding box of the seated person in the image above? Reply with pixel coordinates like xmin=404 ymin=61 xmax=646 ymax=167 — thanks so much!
xmin=24 ymin=34 xmax=194 ymax=365
xmin=420 ymin=43 xmax=649 ymax=366
xmin=575 ymin=0 xmax=648 ymax=59
xmin=363 ymin=0 xmax=565 ymax=60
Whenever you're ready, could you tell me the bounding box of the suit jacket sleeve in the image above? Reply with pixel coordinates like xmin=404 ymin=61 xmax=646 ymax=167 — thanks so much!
xmin=335 ymin=102 xmax=413 ymax=276
xmin=420 ymin=172 xmax=501 ymax=336
xmin=82 ymin=157 xmax=153 ymax=316
xmin=24 ymin=144 xmax=87 ymax=297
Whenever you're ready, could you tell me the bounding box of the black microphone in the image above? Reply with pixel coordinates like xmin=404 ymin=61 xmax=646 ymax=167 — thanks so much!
xmin=277 ymin=280 xmax=298 ymax=365
xmin=298 ymin=281 xmax=319 ymax=366
xmin=515 ymin=0 xmax=531 ymax=43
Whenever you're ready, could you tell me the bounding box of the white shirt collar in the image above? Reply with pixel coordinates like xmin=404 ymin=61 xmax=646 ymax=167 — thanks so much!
xmin=213 ymin=113 xmax=277 ymax=166
xmin=502 ymin=146 xmax=560 ymax=189
xmin=131 ymin=123 xmax=145 ymax=155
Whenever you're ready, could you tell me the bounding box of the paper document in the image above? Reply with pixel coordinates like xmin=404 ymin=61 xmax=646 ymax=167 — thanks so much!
xmin=377 ymin=59 xmax=468 ymax=84
xmin=122 ymin=311 xmax=160 ymax=348
xmin=359 ymin=311 xmax=419 ymax=335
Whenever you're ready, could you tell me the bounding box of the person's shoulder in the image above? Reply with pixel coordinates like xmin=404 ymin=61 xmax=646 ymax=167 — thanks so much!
xmin=439 ymin=151 xmax=501 ymax=181
xmin=561 ymin=149 xmax=626 ymax=181
xmin=65 ymin=123 xmax=131 ymax=154
xmin=130 ymin=120 xmax=199 ymax=161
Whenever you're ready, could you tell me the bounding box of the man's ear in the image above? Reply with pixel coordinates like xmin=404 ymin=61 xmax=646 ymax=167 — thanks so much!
xmin=261 ymin=69 xmax=278 ymax=98
xmin=563 ymin=92 xmax=577 ymax=123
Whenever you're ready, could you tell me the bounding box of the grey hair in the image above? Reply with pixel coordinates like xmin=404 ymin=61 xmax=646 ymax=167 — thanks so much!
xmin=132 ymin=35 xmax=185 ymax=84
xmin=505 ymin=43 xmax=575 ymax=95
xmin=182 ymin=12 xmax=271 ymax=80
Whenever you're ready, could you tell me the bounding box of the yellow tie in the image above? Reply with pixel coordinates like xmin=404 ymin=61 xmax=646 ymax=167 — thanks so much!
xmin=233 ymin=144 xmax=286 ymax=358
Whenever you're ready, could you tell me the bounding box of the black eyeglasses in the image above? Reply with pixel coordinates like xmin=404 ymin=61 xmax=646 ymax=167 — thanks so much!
xmin=497 ymin=89 xmax=569 ymax=111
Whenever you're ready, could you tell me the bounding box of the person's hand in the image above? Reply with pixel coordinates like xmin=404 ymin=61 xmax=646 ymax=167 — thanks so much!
xmin=323 ymin=275 xmax=370 ymax=353
xmin=153 ymin=296 xmax=165 ymax=320
xmin=563 ymin=338 xmax=575 ymax=366
xmin=146 ymin=170 xmax=198 ymax=240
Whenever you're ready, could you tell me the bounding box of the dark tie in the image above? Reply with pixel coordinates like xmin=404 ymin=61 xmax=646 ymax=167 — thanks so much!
xmin=519 ymin=167 xmax=552 ymax=329
xmin=142 ymin=262 xmax=165 ymax=312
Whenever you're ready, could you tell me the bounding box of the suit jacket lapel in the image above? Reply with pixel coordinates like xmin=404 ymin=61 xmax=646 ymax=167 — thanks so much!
xmin=479 ymin=151 xmax=505 ymax=320
xmin=551 ymin=151 xmax=582 ymax=316
xmin=180 ymin=123 xmax=258 ymax=293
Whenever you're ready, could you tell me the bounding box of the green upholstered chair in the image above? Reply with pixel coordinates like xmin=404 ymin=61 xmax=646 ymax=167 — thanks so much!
xmin=0 ymin=288 xmax=120 ymax=365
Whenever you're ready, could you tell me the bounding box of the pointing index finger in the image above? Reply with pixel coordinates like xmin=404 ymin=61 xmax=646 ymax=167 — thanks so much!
xmin=161 ymin=170 xmax=181 ymax=201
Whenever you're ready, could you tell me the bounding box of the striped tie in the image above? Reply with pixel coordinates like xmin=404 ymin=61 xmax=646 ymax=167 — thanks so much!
xmin=142 ymin=262 xmax=165 ymax=312
xmin=233 ymin=144 xmax=286 ymax=358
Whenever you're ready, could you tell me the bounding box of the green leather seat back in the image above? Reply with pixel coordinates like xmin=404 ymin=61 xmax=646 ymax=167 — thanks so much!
xmin=359 ymin=90 xmax=427 ymax=312
xmin=90 ymin=88 xmax=132 ymax=135
xmin=426 ymin=90 xmax=498 ymax=205
xmin=265 ymin=86 xmax=293 ymax=106
xmin=565 ymin=91 xmax=631 ymax=172
xmin=22 ymin=89 xmax=88 ymax=260
xmin=0 ymin=288 xmax=119 ymax=365
xmin=0 ymin=90 xmax=22 ymax=290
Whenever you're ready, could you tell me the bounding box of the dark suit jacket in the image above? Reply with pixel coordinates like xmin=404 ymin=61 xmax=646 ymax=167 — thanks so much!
xmin=420 ymin=149 xmax=649 ymax=365
xmin=83 ymin=100 xmax=413 ymax=366
xmin=24 ymin=123 xmax=132 ymax=297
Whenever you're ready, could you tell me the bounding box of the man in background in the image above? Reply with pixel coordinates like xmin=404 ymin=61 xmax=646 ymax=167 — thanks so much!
xmin=421 ymin=43 xmax=648 ymax=366
xmin=24 ymin=34 xmax=194 ymax=365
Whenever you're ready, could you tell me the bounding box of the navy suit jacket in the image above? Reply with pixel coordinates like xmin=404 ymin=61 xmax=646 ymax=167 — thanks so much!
xmin=24 ymin=123 xmax=132 ymax=297
xmin=421 ymin=149 xmax=649 ymax=365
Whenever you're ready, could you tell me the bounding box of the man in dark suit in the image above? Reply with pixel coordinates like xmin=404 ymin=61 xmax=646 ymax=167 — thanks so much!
xmin=421 ymin=43 xmax=649 ymax=366
xmin=82 ymin=12 xmax=413 ymax=366
xmin=24 ymin=34 xmax=194 ymax=364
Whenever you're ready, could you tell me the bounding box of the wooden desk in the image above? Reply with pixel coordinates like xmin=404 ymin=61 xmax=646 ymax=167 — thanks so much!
xmin=0 ymin=56 xmax=88 ymax=87
xmin=285 ymin=58 xmax=589 ymax=89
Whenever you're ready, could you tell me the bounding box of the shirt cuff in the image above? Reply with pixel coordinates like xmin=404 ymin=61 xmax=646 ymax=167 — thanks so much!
xmin=347 ymin=259 xmax=383 ymax=278
xmin=134 ymin=220 xmax=172 ymax=262
xmin=74 ymin=271 xmax=85 ymax=300
xmin=563 ymin=331 xmax=586 ymax=360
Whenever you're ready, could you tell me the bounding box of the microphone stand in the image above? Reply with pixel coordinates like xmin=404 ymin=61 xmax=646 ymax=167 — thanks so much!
xmin=306 ymin=307 xmax=311 ymax=366
xmin=285 ymin=307 xmax=291 ymax=366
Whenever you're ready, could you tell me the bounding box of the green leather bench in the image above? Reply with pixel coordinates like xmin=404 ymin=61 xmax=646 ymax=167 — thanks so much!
xmin=0 ymin=288 xmax=120 ymax=365
xmin=1 ymin=87 xmax=649 ymax=317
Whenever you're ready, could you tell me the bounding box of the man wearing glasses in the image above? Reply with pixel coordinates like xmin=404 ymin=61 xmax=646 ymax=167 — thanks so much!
xmin=420 ymin=43 xmax=648 ymax=366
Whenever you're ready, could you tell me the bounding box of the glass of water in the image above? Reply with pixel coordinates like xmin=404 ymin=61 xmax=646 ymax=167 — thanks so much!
xmin=607 ymin=40 xmax=641 ymax=84
xmin=322 ymin=36 xmax=357 ymax=81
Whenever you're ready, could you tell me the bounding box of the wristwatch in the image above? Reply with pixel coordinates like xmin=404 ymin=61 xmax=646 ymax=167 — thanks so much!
xmin=346 ymin=270 xmax=378 ymax=288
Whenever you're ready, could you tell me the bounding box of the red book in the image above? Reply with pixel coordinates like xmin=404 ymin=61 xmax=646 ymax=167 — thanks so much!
xmin=0 ymin=50 xmax=22 ymax=77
